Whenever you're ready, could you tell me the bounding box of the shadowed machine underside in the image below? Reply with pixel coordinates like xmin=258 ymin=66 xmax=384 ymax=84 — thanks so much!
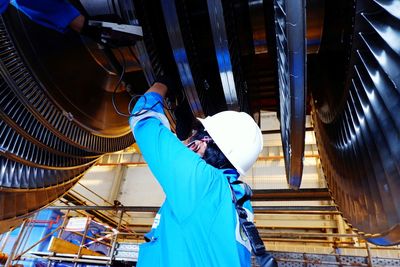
xmin=0 ymin=0 xmax=399 ymax=245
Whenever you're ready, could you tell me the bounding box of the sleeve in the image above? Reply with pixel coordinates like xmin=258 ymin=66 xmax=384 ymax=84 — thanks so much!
xmin=130 ymin=92 xmax=221 ymax=221
xmin=10 ymin=0 xmax=80 ymax=33
xmin=0 ymin=0 xmax=9 ymax=14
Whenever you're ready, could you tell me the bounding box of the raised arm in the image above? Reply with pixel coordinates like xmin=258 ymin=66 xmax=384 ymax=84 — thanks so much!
xmin=129 ymin=83 xmax=220 ymax=221
xmin=10 ymin=0 xmax=81 ymax=33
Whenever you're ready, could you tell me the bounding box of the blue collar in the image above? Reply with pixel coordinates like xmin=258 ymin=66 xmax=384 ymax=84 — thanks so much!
xmin=223 ymin=169 xmax=240 ymax=184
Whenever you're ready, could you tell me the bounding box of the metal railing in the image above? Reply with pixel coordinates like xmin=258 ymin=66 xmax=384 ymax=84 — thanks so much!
xmin=2 ymin=207 xmax=140 ymax=266
xmin=1 ymin=205 xmax=399 ymax=267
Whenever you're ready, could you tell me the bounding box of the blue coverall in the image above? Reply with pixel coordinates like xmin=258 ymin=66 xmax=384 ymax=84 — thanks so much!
xmin=130 ymin=92 xmax=254 ymax=267
xmin=0 ymin=0 xmax=80 ymax=33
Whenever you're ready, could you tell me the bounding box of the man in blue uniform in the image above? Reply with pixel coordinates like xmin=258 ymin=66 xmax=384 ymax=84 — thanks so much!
xmin=130 ymin=82 xmax=265 ymax=266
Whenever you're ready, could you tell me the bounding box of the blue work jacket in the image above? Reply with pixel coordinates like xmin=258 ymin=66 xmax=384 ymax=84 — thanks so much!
xmin=1 ymin=0 xmax=80 ymax=33
xmin=130 ymin=92 xmax=253 ymax=267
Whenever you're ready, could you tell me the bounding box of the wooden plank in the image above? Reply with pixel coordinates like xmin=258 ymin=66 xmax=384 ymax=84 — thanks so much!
xmin=48 ymin=237 xmax=103 ymax=256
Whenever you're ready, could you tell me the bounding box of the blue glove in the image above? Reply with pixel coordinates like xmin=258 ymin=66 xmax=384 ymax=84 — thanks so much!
xmin=9 ymin=0 xmax=80 ymax=33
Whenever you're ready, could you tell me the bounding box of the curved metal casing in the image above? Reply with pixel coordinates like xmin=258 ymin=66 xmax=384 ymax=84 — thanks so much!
xmin=273 ymin=0 xmax=307 ymax=189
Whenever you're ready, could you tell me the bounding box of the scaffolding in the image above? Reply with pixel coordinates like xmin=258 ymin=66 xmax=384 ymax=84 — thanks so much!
xmin=1 ymin=206 xmax=140 ymax=267
xmin=1 ymin=143 xmax=399 ymax=266
xmin=0 ymin=205 xmax=399 ymax=267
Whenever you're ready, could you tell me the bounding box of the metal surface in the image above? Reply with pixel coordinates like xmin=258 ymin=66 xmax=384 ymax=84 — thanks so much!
xmin=0 ymin=157 xmax=92 ymax=188
xmin=0 ymin=0 xmax=399 ymax=247
xmin=0 ymin=174 xmax=80 ymax=222
xmin=161 ymin=0 xmax=204 ymax=118
xmin=207 ymin=0 xmax=239 ymax=110
xmin=2 ymin=13 xmax=135 ymax=146
xmin=273 ymin=0 xmax=307 ymax=189
xmin=132 ymin=0 xmax=167 ymax=87
xmin=0 ymin=78 xmax=100 ymax=157
xmin=252 ymin=188 xmax=331 ymax=201
xmin=89 ymin=21 xmax=143 ymax=36
xmin=306 ymin=0 xmax=325 ymax=54
xmin=248 ymin=0 xmax=268 ymax=54
xmin=0 ymin=1 xmax=144 ymax=230
xmin=0 ymin=121 xmax=97 ymax=168
xmin=311 ymin=0 xmax=400 ymax=245
xmin=248 ymin=0 xmax=324 ymax=55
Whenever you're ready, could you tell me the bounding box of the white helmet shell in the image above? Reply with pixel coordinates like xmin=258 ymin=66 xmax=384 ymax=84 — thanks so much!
xmin=198 ymin=111 xmax=263 ymax=175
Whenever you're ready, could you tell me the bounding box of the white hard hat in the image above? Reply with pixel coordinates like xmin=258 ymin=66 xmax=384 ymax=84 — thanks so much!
xmin=198 ymin=111 xmax=263 ymax=175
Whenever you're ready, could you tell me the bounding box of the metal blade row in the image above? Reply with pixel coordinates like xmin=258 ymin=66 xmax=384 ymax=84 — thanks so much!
xmin=312 ymin=0 xmax=400 ymax=245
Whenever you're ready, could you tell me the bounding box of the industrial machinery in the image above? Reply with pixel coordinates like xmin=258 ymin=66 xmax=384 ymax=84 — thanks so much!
xmin=0 ymin=0 xmax=399 ymax=246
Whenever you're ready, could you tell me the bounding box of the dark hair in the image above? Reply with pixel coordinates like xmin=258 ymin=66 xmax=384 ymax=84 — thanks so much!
xmin=190 ymin=129 xmax=235 ymax=170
